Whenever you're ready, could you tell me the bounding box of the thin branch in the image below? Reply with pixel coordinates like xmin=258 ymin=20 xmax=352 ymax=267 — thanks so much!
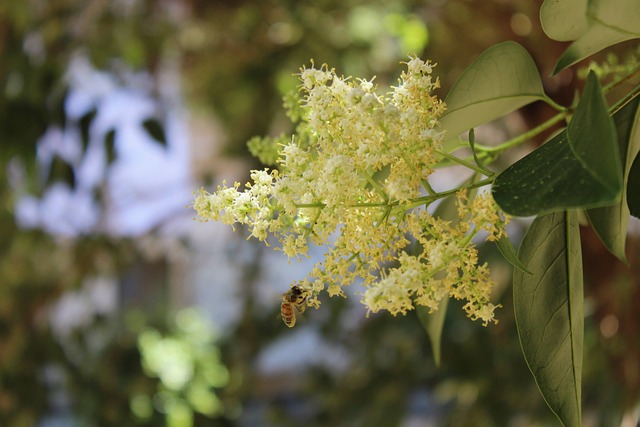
xmin=435 ymin=149 xmax=494 ymax=175
xmin=474 ymin=111 xmax=568 ymax=153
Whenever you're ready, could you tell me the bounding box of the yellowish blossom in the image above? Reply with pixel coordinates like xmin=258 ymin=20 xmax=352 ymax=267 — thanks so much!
xmin=193 ymin=57 xmax=508 ymax=325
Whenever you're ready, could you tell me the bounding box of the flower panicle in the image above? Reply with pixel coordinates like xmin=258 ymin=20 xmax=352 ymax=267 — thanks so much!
xmin=193 ymin=57 xmax=508 ymax=326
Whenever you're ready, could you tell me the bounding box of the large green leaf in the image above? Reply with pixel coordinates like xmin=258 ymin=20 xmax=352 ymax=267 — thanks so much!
xmin=540 ymin=0 xmax=589 ymax=42
xmin=552 ymin=0 xmax=640 ymax=74
xmin=514 ymin=211 xmax=583 ymax=427
xmin=627 ymin=151 xmax=640 ymax=218
xmin=492 ymin=72 xmax=621 ymax=216
xmin=586 ymin=97 xmax=640 ymax=262
xmin=440 ymin=42 xmax=546 ymax=139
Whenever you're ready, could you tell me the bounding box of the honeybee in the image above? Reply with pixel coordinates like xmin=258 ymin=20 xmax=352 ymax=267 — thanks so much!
xmin=281 ymin=285 xmax=310 ymax=328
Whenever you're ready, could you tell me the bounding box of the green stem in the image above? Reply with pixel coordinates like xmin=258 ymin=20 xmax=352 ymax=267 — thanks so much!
xmin=349 ymin=202 xmax=391 ymax=208
xmin=346 ymin=252 xmax=360 ymax=263
xmin=294 ymin=176 xmax=494 ymax=213
xmin=435 ymin=149 xmax=494 ymax=175
xmin=608 ymin=81 xmax=640 ymax=116
xmin=542 ymin=95 xmax=567 ymax=112
xmin=374 ymin=205 xmax=392 ymax=225
xmin=421 ymin=178 xmax=437 ymax=196
xmin=603 ymin=63 xmax=640 ymax=94
xmin=303 ymin=208 xmax=323 ymax=238
xmin=406 ymin=176 xmax=495 ymax=210
xmin=474 ymin=111 xmax=568 ymax=153
xmin=296 ymin=202 xmax=327 ymax=208
xmin=459 ymin=227 xmax=479 ymax=247
xmin=360 ymin=168 xmax=389 ymax=201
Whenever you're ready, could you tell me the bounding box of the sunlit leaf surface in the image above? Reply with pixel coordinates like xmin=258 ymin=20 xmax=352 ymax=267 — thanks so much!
xmin=540 ymin=0 xmax=589 ymax=41
xmin=551 ymin=0 xmax=640 ymax=73
xmin=440 ymin=41 xmax=546 ymax=139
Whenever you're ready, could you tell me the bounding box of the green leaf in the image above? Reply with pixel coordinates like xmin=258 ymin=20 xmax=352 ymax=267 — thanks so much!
xmin=586 ymin=96 xmax=640 ymax=262
xmin=495 ymin=234 xmax=531 ymax=274
xmin=492 ymin=72 xmax=621 ymax=216
xmin=514 ymin=211 xmax=583 ymax=427
xmin=627 ymin=151 xmax=640 ymax=218
xmin=567 ymin=73 xmax=622 ymax=192
xmin=416 ymin=298 xmax=448 ymax=368
xmin=540 ymin=0 xmax=589 ymax=42
xmin=552 ymin=0 xmax=640 ymax=74
xmin=440 ymin=41 xmax=546 ymax=139
xmin=468 ymin=128 xmax=493 ymax=175
xmin=416 ymin=194 xmax=460 ymax=366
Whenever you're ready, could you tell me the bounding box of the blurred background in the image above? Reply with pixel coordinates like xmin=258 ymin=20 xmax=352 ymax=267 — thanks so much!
xmin=1 ymin=0 xmax=639 ymax=426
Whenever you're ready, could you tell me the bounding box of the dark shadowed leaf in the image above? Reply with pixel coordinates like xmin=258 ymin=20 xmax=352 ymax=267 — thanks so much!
xmin=627 ymin=152 xmax=640 ymax=218
xmin=492 ymin=72 xmax=621 ymax=216
xmin=495 ymin=234 xmax=531 ymax=274
xmin=416 ymin=298 xmax=448 ymax=368
xmin=514 ymin=211 xmax=583 ymax=427
xmin=587 ymin=97 xmax=640 ymax=262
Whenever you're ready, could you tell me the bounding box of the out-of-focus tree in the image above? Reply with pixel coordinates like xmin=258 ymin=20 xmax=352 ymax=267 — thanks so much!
xmin=0 ymin=0 xmax=430 ymax=424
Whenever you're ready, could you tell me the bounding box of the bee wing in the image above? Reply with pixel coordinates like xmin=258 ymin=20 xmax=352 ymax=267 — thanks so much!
xmin=295 ymin=303 xmax=307 ymax=315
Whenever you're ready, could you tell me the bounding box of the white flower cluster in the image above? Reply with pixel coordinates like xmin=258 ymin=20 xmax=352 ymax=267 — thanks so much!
xmin=195 ymin=58 xmax=506 ymax=325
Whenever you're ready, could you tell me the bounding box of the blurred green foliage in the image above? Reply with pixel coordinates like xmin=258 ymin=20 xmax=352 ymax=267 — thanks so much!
xmin=136 ymin=308 xmax=229 ymax=425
